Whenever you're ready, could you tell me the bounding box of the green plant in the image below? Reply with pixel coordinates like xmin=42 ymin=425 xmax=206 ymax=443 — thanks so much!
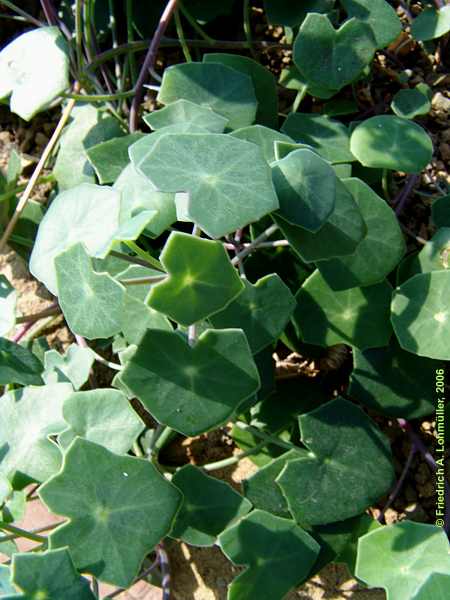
xmin=0 ymin=0 xmax=449 ymax=598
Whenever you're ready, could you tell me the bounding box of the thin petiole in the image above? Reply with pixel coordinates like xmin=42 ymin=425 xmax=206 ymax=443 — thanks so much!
xmin=0 ymin=522 xmax=46 ymax=544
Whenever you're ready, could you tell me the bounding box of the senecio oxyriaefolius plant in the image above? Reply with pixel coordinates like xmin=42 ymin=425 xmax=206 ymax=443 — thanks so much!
xmin=0 ymin=0 xmax=449 ymax=598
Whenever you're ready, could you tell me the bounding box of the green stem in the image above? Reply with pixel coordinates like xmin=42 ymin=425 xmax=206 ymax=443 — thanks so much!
xmin=382 ymin=168 xmax=390 ymax=202
xmin=243 ymin=0 xmax=257 ymax=59
xmin=108 ymin=0 xmax=121 ymax=84
xmin=75 ymin=0 xmax=84 ymax=72
xmin=292 ymin=86 xmax=308 ymax=112
xmin=175 ymin=8 xmax=192 ymax=62
xmin=153 ymin=426 xmax=176 ymax=453
xmin=231 ymin=223 xmax=279 ymax=265
xmin=126 ymin=0 xmax=138 ymax=85
xmin=0 ymin=522 xmax=46 ymax=543
xmin=202 ymin=440 xmax=268 ymax=472
xmin=119 ymin=275 xmax=167 ymax=286
xmin=63 ymin=89 xmax=135 ymax=102
xmin=124 ymin=241 xmax=165 ymax=272
xmin=0 ymin=0 xmax=42 ymax=26
xmin=178 ymin=2 xmax=216 ymax=44
xmin=235 ymin=421 xmax=296 ymax=452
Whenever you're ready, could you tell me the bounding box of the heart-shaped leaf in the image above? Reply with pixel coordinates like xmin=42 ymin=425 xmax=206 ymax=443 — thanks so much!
xmin=230 ymin=125 xmax=293 ymax=163
xmin=391 ymin=271 xmax=450 ymax=360
xmin=0 ymin=383 xmax=73 ymax=484
xmin=0 ymin=276 xmax=16 ymax=336
xmin=276 ymin=397 xmax=395 ymax=525
xmin=147 ymin=232 xmax=243 ymax=325
xmin=341 ymin=0 xmax=402 ymax=48
xmin=281 ymin=113 xmax=354 ymax=163
xmin=55 ymin=243 xmax=126 ymax=339
xmin=119 ymin=328 xmax=260 ymax=436
xmin=86 ymin=133 xmax=144 ymax=184
xmin=0 ymin=337 xmax=43 ymax=386
xmin=210 ymin=274 xmax=296 ymax=353
xmin=7 ymin=549 xmax=95 ymax=600
xmin=43 ymin=343 xmax=94 ymax=390
xmin=170 ymin=465 xmax=252 ymax=546
xmin=350 ymin=338 xmax=437 ymax=418
xmin=39 ymin=438 xmax=182 ymax=587
xmin=30 ymin=183 xmax=122 ymax=295
xmin=391 ymin=84 xmax=432 ymax=119
xmin=54 ymin=104 xmax=124 ymax=190
xmin=316 ymin=177 xmax=405 ymax=289
xmin=412 ymin=574 xmax=450 ymax=600
xmin=272 ymin=149 xmax=337 ymax=232
xmin=350 ymin=115 xmax=433 ymax=173
xmin=356 ymin=521 xmax=450 ymax=600
xmin=293 ymin=14 xmax=376 ymax=91
xmin=411 ymin=5 xmax=450 ymax=41
xmin=157 ymin=62 xmax=257 ymax=129
xmin=203 ymin=53 xmax=278 ymax=128
xmin=135 ymin=133 xmax=278 ymax=238
xmin=143 ymin=99 xmax=228 ymax=133
xmin=59 ymin=389 xmax=144 ymax=454
xmin=293 ymin=270 xmax=393 ymax=349
xmin=219 ymin=509 xmax=320 ymax=600
xmin=273 ymin=177 xmax=366 ymax=262
xmin=0 ymin=27 xmax=69 ymax=120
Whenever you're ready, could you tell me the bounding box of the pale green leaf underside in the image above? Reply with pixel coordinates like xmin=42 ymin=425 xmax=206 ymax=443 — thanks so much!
xmin=143 ymin=99 xmax=228 ymax=133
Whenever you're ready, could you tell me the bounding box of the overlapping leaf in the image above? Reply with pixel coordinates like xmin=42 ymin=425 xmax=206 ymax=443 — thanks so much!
xmin=143 ymin=99 xmax=227 ymax=133
xmin=43 ymin=343 xmax=94 ymax=389
xmin=86 ymin=133 xmax=143 ymax=184
xmin=119 ymin=328 xmax=260 ymax=436
xmin=39 ymin=438 xmax=182 ymax=587
xmin=0 ymin=338 xmax=43 ymax=386
xmin=230 ymin=125 xmax=293 ymax=163
xmin=341 ymin=0 xmax=401 ymax=48
xmin=391 ymin=84 xmax=432 ymax=119
xmin=411 ymin=5 xmax=450 ymax=41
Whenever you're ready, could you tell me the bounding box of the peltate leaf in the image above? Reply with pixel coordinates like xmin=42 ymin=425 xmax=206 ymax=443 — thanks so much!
xmin=293 ymin=270 xmax=392 ymax=349
xmin=55 ymin=243 xmax=126 ymax=339
xmin=276 ymin=397 xmax=395 ymax=525
xmin=119 ymin=328 xmax=260 ymax=436
xmin=170 ymin=465 xmax=252 ymax=546
xmin=350 ymin=115 xmax=433 ymax=173
xmin=39 ymin=438 xmax=182 ymax=587
xmin=135 ymin=133 xmax=279 ymax=238
xmin=157 ymin=62 xmax=257 ymax=129
xmin=391 ymin=270 xmax=450 ymax=360
xmin=143 ymin=99 xmax=228 ymax=133
xmin=30 ymin=183 xmax=122 ymax=295
xmin=391 ymin=84 xmax=432 ymax=119
xmin=0 ymin=337 xmax=43 ymax=386
xmin=219 ymin=509 xmax=320 ymax=600
xmin=356 ymin=521 xmax=450 ymax=600
xmin=147 ymin=232 xmax=243 ymax=325
xmin=0 ymin=27 xmax=69 ymax=120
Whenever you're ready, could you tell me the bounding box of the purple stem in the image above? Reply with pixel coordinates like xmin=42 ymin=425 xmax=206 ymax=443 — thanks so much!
xmin=40 ymin=0 xmax=72 ymax=40
xmin=12 ymin=321 xmax=34 ymax=343
xmin=394 ymin=174 xmax=420 ymax=216
xmin=157 ymin=544 xmax=171 ymax=600
xmin=378 ymin=443 xmax=417 ymax=523
xmin=129 ymin=0 xmax=179 ymax=132
xmin=398 ymin=419 xmax=450 ymax=535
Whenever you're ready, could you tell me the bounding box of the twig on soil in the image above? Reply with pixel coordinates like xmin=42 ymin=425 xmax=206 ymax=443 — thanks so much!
xmin=129 ymin=0 xmax=179 ymax=132
xmin=15 ymin=302 xmax=60 ymax=325
xmin=0 ymin=90 xmax=78 ymax=252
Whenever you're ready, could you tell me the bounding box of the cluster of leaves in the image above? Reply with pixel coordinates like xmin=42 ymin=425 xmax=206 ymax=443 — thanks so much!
xmin=0 ymin=0 xmax=449 ymax=599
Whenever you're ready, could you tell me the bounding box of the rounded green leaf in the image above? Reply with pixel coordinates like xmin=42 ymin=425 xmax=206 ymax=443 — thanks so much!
xmin=356 ymin=521 xmax=450 ymax=600
xmin=391 ymin=85 xmax=432 ymax=119
xmin=281 ymin=113 xmax=354 ymax=163
xmin=0 ymin=27 xmax=69 ymax=120
xmin=412 ymin=573 xmax=450 ymax=600
xmin=350 ymin=115 xmax=433 ymax=173
xmin=273 ymin=177 xmax=366 ymax=262
xmin=85 ymin=133 xmax=143 ymax=184
xmin=0 ymin=276 xmax=16 ymax=336
xmin=316 ymin=177 xmax=405 ymax=289
xmin=39 ymin=438 xmax=182 ymax=587
xmin=230 ymin=125 xmax=293 ymax=163
xmin=391 ymin=271 xmax=450 ymax=359
xmin=0 ymin=337 xmax=43 ymax=386
xmin=9 ymin=549 xmax=95 ymax=600
xmin=272 ymin=149 xmax=336 ymax=232
xmin=119 ymin=328 xmax=260 ymax=436
xmin=147 ymin=232 xmax=243 ymax=326
xmin=349 ymin=338 xmax=437 ymax=418
xmin=60 ymin=389 xmax=144 ymax=454
xmin=157 ymin=62 xmax=257 ymax=129
xmin=137 ymin=133 xmax=278 ymax=239
xmin=276 ymin=397 xmax=395 ymax=525
xmin=219 ymin=509 xmax=320 ymax=600
xmin=203 ymin=53 xmax=278 ymax=128
xmin=55 ymin=243 xmax=126 ymax=340
xmin=294 ymin=14 xmax=376 ymax=91
xmin=0 ymin=383 xmax=73 ymax=484
xmin=411 ymin=5 xmax=450 ymax=41
xmin=170 ymin=465 xmax=252 ymax=546
xmin=43 ymin=343 xmax=94 ymax=390
xmin=143 ymin=99 xmax=228 ymax=133
xmin=293 ymin=270 xmax=393 ymax=349
xmin=209 ymin=274 xmax=296 ymax=353
xmin=30 ymin=183 xmax=122 ymax=295
xmin=341 ymin=0 xmax=402 ymax=48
